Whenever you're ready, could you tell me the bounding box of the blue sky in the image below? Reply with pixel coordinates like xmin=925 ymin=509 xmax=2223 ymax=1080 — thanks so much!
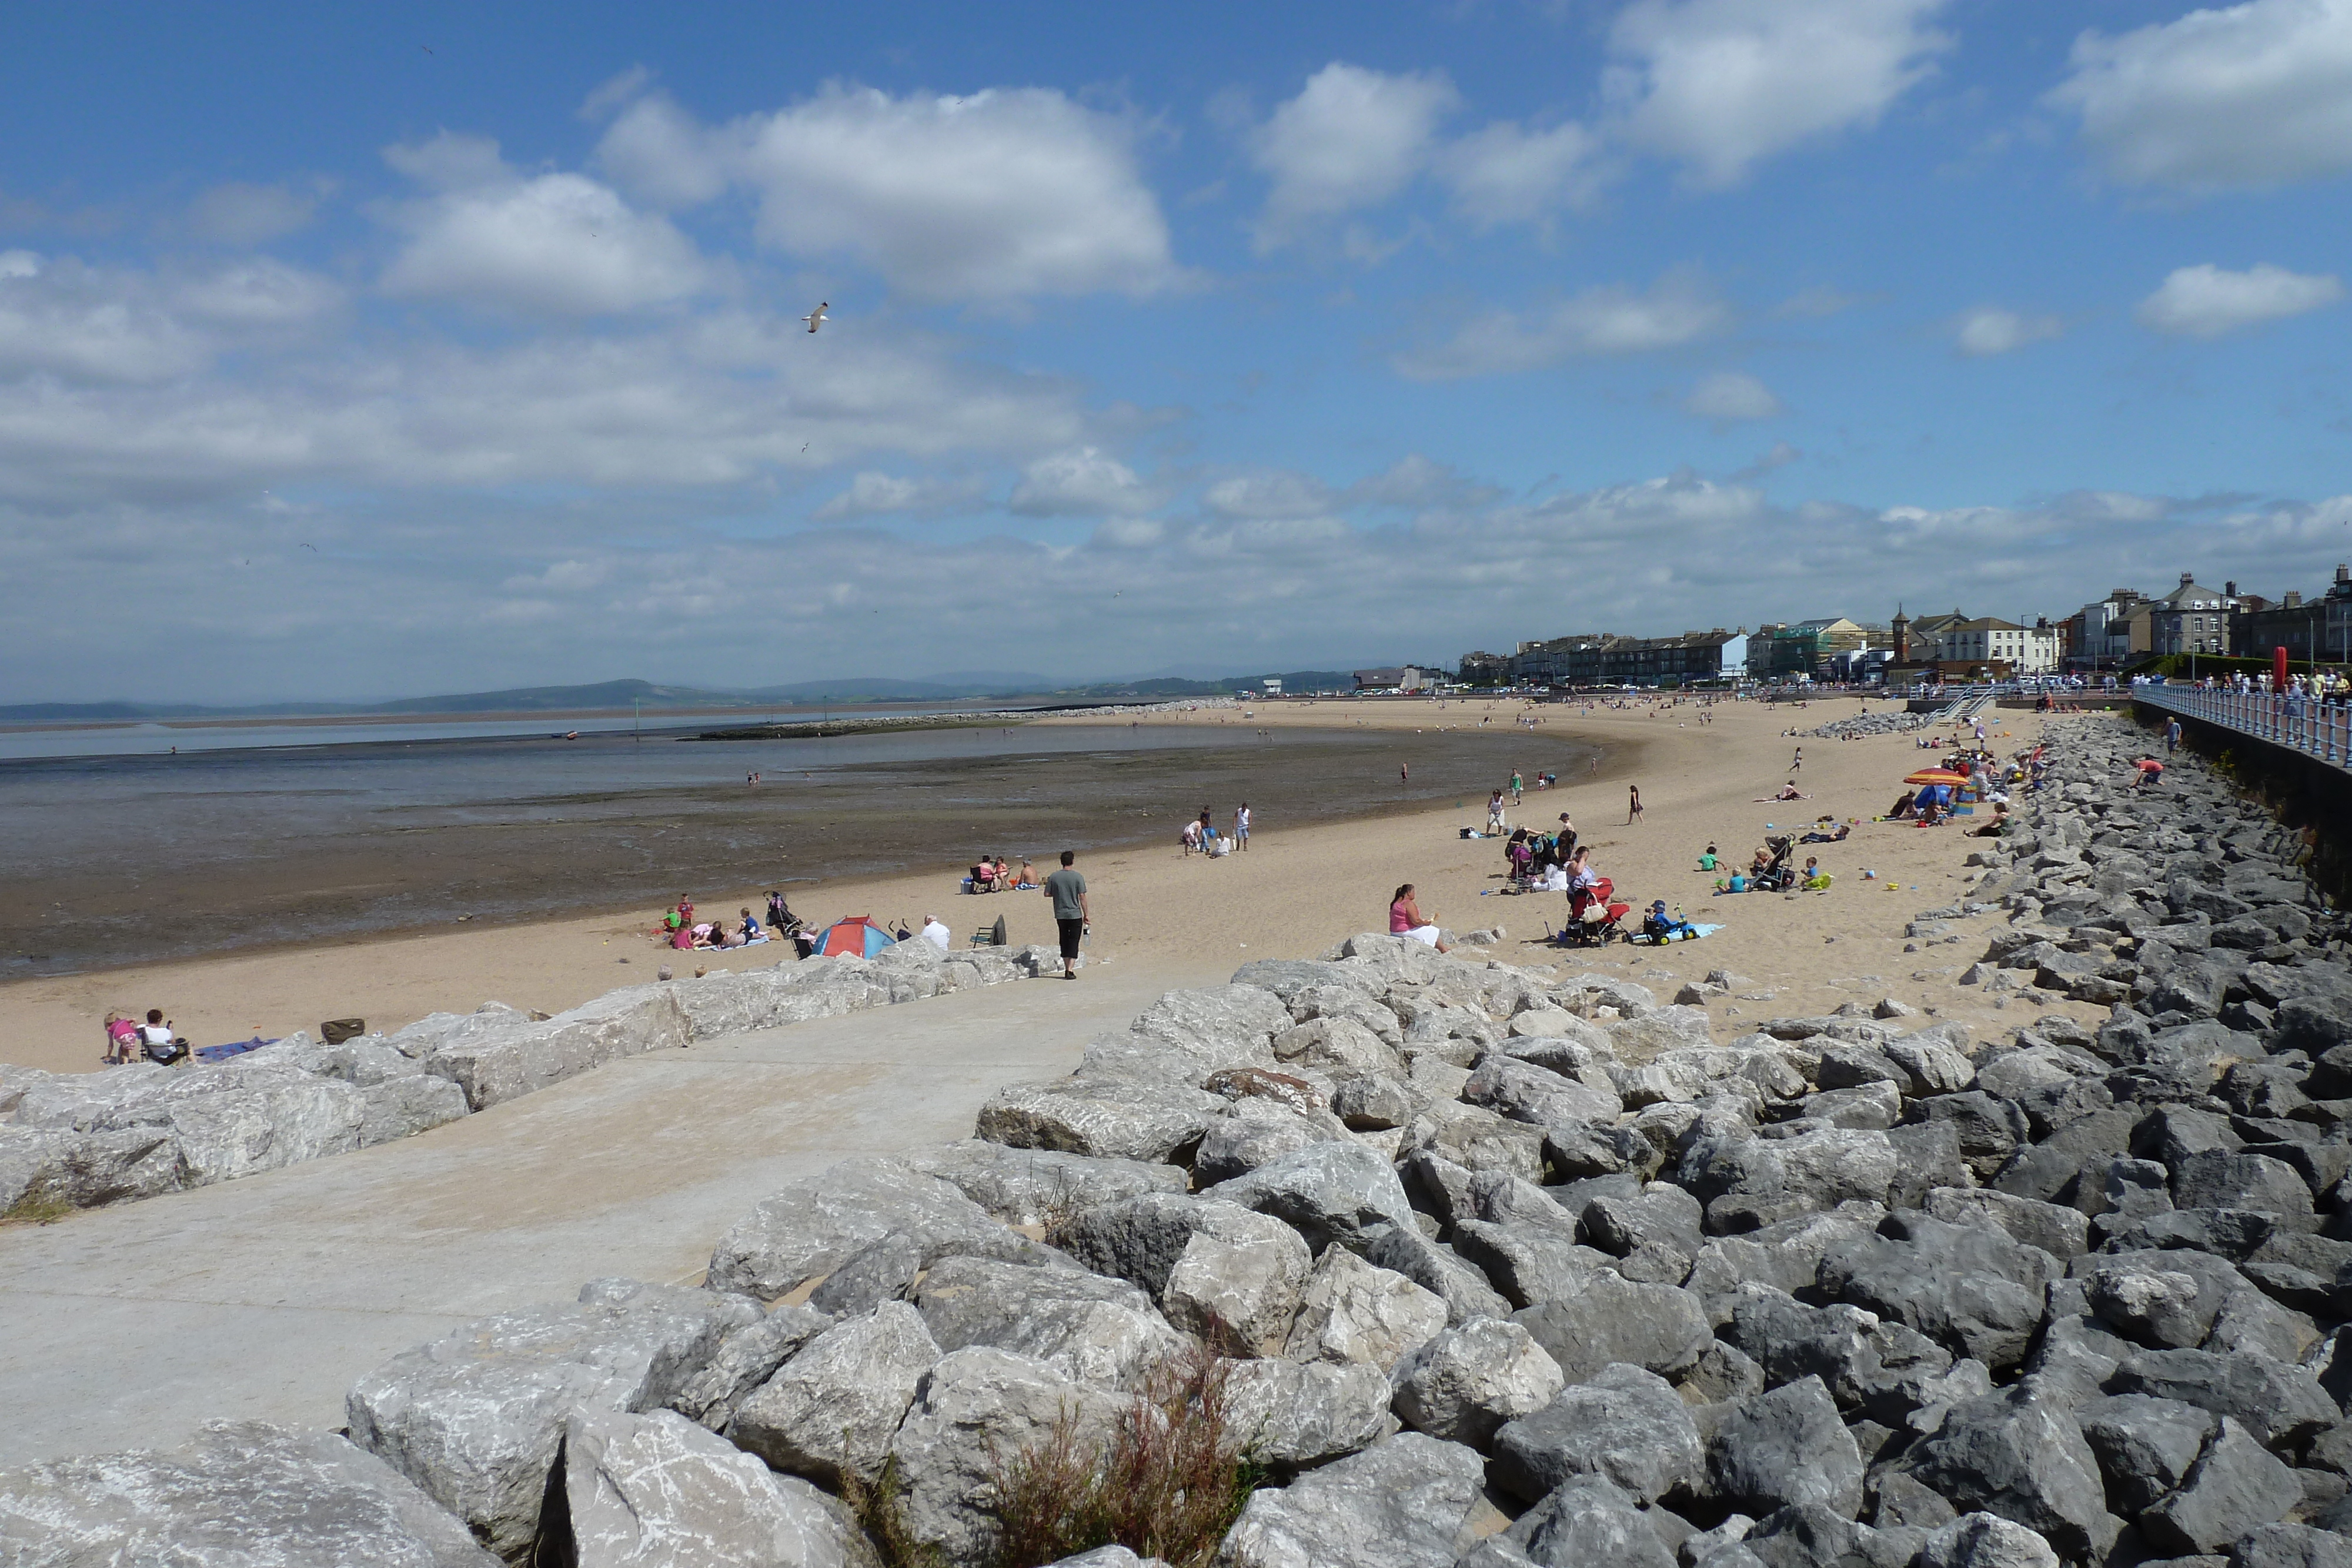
xmin=5 ymin=0 xmax=2351 ymax=701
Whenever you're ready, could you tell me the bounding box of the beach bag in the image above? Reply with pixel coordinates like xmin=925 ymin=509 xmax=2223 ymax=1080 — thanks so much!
xmin=321 ymin=1018 xmax=366 ymax=1045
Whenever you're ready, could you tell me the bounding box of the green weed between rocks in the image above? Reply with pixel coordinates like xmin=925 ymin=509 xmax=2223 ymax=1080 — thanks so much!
xmin=842 ymin=1453 xmax=946 ymax=1568
xmin=0 ymin=1191 xmax=74 ymax=1226
xmin=987 ymin=1348 xmax=1264 ymax=1568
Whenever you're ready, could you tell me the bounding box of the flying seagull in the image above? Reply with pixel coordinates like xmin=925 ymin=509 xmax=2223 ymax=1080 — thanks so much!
xmin=299 ymin=543 xmax=318 ymax=551
xmin=801 ymin=302 xmax=828 ymax=334
xmin=420 ymin=43 xmax=435 ymax=54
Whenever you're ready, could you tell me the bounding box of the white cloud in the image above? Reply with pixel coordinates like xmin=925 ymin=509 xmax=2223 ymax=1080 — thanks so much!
xmin=812 ymin=471 xmax=981 ymax=519
xmin=0 ymin=253 xmax=342 ymax=386
xmin=1202 ymin=471 xmax=1334 ymax=519
xmin=2134 ymin=262 xmax=2343 ymax=338
xmin=1773 ymin=286 xmax=1859 ymax=319
xmin=1394 ymin=270 xmax=1732 ymax=379
xmin=2049 ymin=0 xmax=2352 ymax=193
xmin=1952 ymin=306 xmax=2063 ymax=357
xmin=1435 ymin=119 xmax=1608 ymax=226
xmin=594 ymin=91 xmax=736 ymax=207
xmin=733 ymin=85 xmax=1178 ymax=301
xmin=1682 ymin=369 xmax=1782 ymax=420
xmin=1009 ymin=447 xmax=1161 ymax=517
xmin=380 ymin=136 xmax=710 ymax=315
xmin=1250 ymin=63 xmax=1459 ymax=248
xmin=184 ymin=182 xmax=323 ymax=245
xmin=1605 ymin=0 xmax=1952 ymax=187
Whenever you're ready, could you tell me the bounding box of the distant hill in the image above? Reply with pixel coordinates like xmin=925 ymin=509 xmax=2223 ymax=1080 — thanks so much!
xmin=0 ymin=667 xmax=1394 ymax=725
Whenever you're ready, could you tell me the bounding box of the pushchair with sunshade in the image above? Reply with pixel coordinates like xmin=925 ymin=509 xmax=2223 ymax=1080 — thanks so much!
xmin=1750 ymin=835 xmax=1796 ymax=891
xmin=1551 ymin=877 xmax=1630 ymax=946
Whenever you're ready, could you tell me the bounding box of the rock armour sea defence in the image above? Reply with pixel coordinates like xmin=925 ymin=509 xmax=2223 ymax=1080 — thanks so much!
xmin=8 ymin=716 xmax=2352 ymax=1565
xmin=0 ymin=936 xmax=1077 ymax=1220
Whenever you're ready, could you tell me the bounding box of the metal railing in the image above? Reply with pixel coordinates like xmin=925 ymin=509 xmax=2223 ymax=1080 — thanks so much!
xmin=2133 ymin=683 xmax=2352 ymax=773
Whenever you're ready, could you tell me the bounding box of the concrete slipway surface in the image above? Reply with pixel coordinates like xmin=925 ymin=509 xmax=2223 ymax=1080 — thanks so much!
xmin=0 ymin=959 xmax=1207 ymax=1467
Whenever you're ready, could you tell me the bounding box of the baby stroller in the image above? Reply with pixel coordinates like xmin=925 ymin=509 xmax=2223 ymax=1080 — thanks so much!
xmin=764 ymin=892 xmax=807 ymax=941
xmin=1750 ymin=836 xmax=1796 ymax=892
xmin=1553 ymin=877 xmax=1630 ymax=946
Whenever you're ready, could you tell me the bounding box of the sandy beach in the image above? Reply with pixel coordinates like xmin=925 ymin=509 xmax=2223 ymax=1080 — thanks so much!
xmin=0 ymin=694 xmax=2096 ymax=1074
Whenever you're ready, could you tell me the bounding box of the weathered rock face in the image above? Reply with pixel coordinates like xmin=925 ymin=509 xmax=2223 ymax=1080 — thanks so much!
xmin=975 ymin=1075 xmax=1227 ymax=1164
xmin=422 ymin=985 xmax=691 ymax=1112
xmin=702 ymin=1156 xmax=1029 ymax=1299
xmin=1281 ymin=1247 xmax=1446 ymax=1370
xmin=1220 ymin=1357 xmax=1395 ymax=1469
xmin=1491 ymin=1362 xmax=1702 ymax=1505
xmin=915 ymin=1255 xmax=1188 ymax=1388
xmin=1212 ymin=1432 xmax=1487 ymax=1567
xmin=726 ymin=1302 xmax=941 ymax=1490
xmin=886 ymin=1348 xmax=1125 ymax=1566
xmin=666 ymin=1304 xmax=834 ymax=1432
xmin=346 ymin=1281 xmax=755 ymax=1559
xmin=1389 ymin=1316 xmax=1566 ymax=1449
xmin=903 ymin=1139 xmax=1189 ymax=1226
xmin=0 ymin=1422 xmax=496 ymax=1566
xmin=562 ymin=1406 xmax=873 ymax=1567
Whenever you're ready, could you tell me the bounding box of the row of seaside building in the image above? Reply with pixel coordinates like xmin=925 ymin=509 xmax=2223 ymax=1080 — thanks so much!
xmin=1448 ymin=564 xmax=2352 ymax=688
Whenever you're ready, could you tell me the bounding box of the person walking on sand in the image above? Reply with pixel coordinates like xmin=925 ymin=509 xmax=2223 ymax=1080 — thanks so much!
xmin=1627 ymin=784 xmax=1643 ymax=825
xmin=1510 ymin=770 xmax=1524 ymax=804
xmin=1234 ymin=801 xmax=1250 ymax=852
xmin=1043 ymin=850 xmax=1090 ymax=978
xmin=1790 ymin=747 xmax=1802 ymax=774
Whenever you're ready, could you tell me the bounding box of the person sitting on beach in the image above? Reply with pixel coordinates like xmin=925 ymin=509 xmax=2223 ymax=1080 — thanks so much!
xmin=1973 ymin=802 xmax=2010 ymax=837
xmin=1014 ymin=857 xmax=1038 ymax=889
xmin=1755 ymin=781 xmax=1810 ymax=801
xmin=1916 ymin=800 xmax=1945 ymax=827
xmin=1888 ymin=790 xmax=1917 ymax=820
xmin=1389 ymin=884 xmax=1451 ymax=952
xmin=739 ymin=908 xmax=765 ymax=944
xmin=103 ymin=1010 xmax=141 ymax=1066
xmin=1749 ymin=846 xmax=1773 ymax=882
xmin=1642 ymin=900 xmax=1697 ymax=941
xmin=1695 ymin=844 xmax=1719 ymax=871
xmin=1800 ymin=855 xmax=1827 ymax=888
xmin=970 ymin=855 xmax=999 ymax=891
xmin=921 ymin=913 xmax=952 ymax=952
xmin=138 ymin=1008 xmax=188 ymax=1066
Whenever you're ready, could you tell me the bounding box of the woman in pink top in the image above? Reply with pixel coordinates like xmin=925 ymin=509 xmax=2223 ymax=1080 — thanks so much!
xmin=1388 ymin=884 xmax=1451 ymax=952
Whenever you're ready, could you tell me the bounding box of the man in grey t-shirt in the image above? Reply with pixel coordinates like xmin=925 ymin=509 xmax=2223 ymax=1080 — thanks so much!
xmin=1041 ymin=849 xmax=1090 ymax=979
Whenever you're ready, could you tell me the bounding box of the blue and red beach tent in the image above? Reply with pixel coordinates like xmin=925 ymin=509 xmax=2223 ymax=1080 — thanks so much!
xmin=808 ymin=915 xmax=895 ymax=958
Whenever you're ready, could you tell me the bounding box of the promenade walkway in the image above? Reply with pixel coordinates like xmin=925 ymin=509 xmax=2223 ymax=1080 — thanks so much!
xmin=2133 ymin=683 xmax=2352 ymax=777
xmin=0 ymin=959 xmax=1204 ymax=1467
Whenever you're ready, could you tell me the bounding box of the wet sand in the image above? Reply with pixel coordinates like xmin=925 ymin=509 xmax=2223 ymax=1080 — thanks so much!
xmin=0 ymin=723 xmax=1584 ymax=978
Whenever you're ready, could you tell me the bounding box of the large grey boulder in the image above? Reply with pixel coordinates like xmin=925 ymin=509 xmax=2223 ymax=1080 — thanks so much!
xmin=1057 ymin=1192 xmax=1294 ymax=1303
xmin=1389 ymin=1316 xmax=1565 ymax=1449
xmin=1511 ymin=1271 xmax=1711 ymax=1383
xmin=1162 ymin=1217 xmax=1314 ymax=1357
xmin=1708 ymin=1375 xmax=1866 ymax=1520
xmin=726 ymin=1302 xmax=941 ymax=1489
xmin=165 ymin=1071 xmax=371 ymax=1186
xmin=0 ymin=1124 xmax=181 ymax=1213
xmin=1491 ymin=1363 xmax=1702 ymax=1505
xmin=2109 ymin=1348 xmax=2342 ymax=1452
xmin=1464 ymin=1475 xmax=1676 ymax=1568
xmin=916 ymin=1255 xmax=1187 ymax=1388
xmin=704 ymin=1156 xmax=1036 ymax=1299
xmin=666 ymin=1305 xmax=834 ymax=1432
xmin=1200 ymin=1141 xmax=1416 ymax=1253
xmin=1395 ymin=1101 xmax=1548 ymax=1183
xmin=2230 ymin=1523 xmax=2352 ymax=1568
xmin=357 ymin=1074 xmax=472 ymax=1146
xmin=1128 ymin=985 xmax=1294 ymax=1073
xmin=346 ymin=1281 xmax=755 ymax=1559
xmin=887 ymin=1348 xmax=1124 ymax=1567
xmin=1814 ymin=1213 xmax=2059 ymax=1371
xmin=423 ymin=985 xmax=691 ymax=1111
xmin=1271 ymin=1015 xmax=1403 ymax=1076
xmin=1885 ymin=1384 xmax=2116 ymax=1559
xmin=1212 ymin=1432 xmax=1486 ymax=1567
xmin=1192 ymin=1104 xmax=1344 ymax=1186
xmin=1916 ymin=1512 xmax=2060 ymax=1568
xmin=0 ymin=1420 xmax=495 ymax=1566
xmin=904 ymin=1139 xmax=1189 ymax=1226
xmin=2073 ymin=1393 xmax=2217 ymax=1512
xmin=1464 ymin=1055 xmax=1620 ymax=1126
xmin=1354 ymin=1222 xmax=1516 ymax=1326
xmin=1222 ymin=1357 xmax=1395 ymax=1469
xmin=669 ymin=963 xmax=891 ymax=1039
xmin=976 ymin=1076 xmax=1226 ymax=1164
xmin=2139 ymin=1417 xmax=2303 ymax=1557
xmin=1281 ymin=1248 xmax=1445 ymax=1370
xmin=562 ymin=1406 xmax=873 ymax=1567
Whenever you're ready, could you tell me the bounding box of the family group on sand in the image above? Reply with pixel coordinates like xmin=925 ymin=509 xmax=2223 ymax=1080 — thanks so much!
xmin=1183 ymin=803 xmax=1250 ymax=857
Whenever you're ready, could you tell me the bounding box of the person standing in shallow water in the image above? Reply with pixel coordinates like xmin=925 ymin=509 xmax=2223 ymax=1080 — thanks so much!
xmin=1042 ymin=850 xmax=1090 ymax=979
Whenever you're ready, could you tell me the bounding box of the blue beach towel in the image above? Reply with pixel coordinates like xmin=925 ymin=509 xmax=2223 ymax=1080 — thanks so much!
xmin=195 ymin=1036 xmax=277 ymax=1064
